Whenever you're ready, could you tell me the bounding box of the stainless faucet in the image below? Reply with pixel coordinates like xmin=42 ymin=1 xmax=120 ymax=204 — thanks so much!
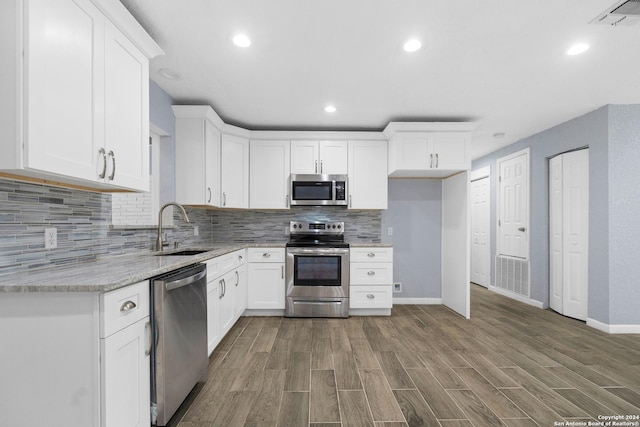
xmin=156 ymin=202 xmax=190 ymax=251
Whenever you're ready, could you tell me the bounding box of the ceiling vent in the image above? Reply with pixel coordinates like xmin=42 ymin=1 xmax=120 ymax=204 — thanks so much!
xmin=590 ymin=0 xmax=640 ymax=25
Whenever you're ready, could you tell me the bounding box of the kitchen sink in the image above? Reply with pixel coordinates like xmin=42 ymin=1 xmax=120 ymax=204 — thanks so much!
xmin=155 ymin=249 xmax=210 ymax=256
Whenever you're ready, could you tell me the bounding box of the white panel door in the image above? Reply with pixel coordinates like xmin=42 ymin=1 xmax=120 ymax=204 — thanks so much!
xmin=442 ymin=171 xmax=470 ymax=319
xmin=471 ymin=176 xmax=490 ymax=287
xmin=318 ymin=141 xmax=348 ymax=174
xmin=549 ymin=149 xmax=589 ymax=321
xmin=549 ymin=155 xmax=564 ymax=313
xmin=498 ymin=151 xmax=529 ymax=259
xmin=290 ymin=141 xmax=319 ymax=174
xmin=347 ymin=140 xmax=388 ymax=209
xmin=221 ymin=134 xmax=249 ymax=208
xmin=26 ymin=0 xmax=103 ymax=181
xmin=249 ymin=140 xmax=290 ymax=208
xmin=104 ymin=21 xmax=149 ymax=190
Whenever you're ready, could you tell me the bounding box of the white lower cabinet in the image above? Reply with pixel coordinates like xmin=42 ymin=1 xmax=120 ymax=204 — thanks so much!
xmin=247 ymin=248 xmax=286 ymax=310
xmin=350 ymin=247 xmax=394 ymax=313
xmin=205 ymin=249 xmax=246 ymax=355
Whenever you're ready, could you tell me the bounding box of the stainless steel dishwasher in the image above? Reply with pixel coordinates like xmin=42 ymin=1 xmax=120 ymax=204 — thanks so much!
xmin=150 ymin=263 xmax=207 ymax=426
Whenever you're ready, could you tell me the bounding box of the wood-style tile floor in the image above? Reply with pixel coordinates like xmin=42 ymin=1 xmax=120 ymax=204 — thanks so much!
xmin=175 ymin=285 xmax=640 ymax=426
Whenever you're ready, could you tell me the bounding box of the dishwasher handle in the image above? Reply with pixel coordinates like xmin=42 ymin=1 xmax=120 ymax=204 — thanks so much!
xmin=165 ymin=268 xmax=207 ymax=291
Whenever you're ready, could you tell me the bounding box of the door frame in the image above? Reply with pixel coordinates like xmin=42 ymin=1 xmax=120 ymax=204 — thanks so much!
xmin=470 ymin=166 xmax=491 ymax=287
xmin=496 ymin=148 xmax=530 ymax=260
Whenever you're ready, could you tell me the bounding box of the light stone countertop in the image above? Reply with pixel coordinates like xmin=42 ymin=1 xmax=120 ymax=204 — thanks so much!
xmin=0 ymin=241 xmax=390 ymax=293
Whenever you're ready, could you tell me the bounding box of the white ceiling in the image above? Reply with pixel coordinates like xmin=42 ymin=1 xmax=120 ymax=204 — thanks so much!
xmin=120 ymin=0 xmax=640 ymax=159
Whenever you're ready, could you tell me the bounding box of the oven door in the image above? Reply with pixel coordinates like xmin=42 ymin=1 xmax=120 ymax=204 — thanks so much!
xmin=286 ymin=247 xmax=349 ymax=298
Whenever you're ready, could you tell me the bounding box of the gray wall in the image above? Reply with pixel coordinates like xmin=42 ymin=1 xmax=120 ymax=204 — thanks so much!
xmin=472 ymin=104 xmax=640 ymax=326
xmin=607 ymin=105 xmax=640 ymax=325
xmin=150 ymin=79 xmax=176 ymax=204
xmin=381 ymin=179 xmax=442 ymax=299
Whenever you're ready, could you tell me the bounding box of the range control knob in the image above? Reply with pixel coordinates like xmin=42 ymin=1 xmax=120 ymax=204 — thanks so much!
xmin=337 ymin=224 xmax=342 ymax=229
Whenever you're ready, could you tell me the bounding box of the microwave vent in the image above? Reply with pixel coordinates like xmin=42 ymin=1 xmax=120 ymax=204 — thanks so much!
xmin=590 ymin=0 xmax=640 ymax=25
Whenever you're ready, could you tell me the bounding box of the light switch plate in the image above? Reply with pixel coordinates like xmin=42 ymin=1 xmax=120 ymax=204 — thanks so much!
xmin=44 ymin=227 xmax=57 ymax=249
xmin=193 ymin=226 xmax=199 ymax=236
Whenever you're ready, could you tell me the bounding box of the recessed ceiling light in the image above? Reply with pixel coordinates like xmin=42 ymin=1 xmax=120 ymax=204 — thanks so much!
xmin=158 ymin=68 xmax=181 ymax=80
xmin=403 ymin=39 xmax=422 ymax=52
xmin=324 ymin=105 xmax=337 ymax=113
xmin=567 ymin=43 xmax=589 ymax=56
xmin=233 ymin=34 xmax=251 ymax=48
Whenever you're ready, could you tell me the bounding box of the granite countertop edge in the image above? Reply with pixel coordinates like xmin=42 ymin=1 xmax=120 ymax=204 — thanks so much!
xmin=0 ymin=241 xmax=390 ymax=293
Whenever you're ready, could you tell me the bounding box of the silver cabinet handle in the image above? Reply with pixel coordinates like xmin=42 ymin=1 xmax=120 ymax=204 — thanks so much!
xmin=435 ymin=153 xmax=439 ymax=168
xmin=207 ymin=187 xmax=212 ymax=203
xmin=367 ymin=252 xmax=375 ymax=257
xmin=281 ymin=265 xmax=284 ymax=279
xmin=238 ymin=255 xmax=243 ymax=261
xmin=320 ymin=160 xmax=323 ymax=173
xmin=367 ymin=294 xmax=375 ymax=299
xmin=144 ymin=321 xmax=152 ymax=356
xmin=108 ymin=150 xmax=116 ymax=180
xmin=518 ymin=227 xmax=526 ymax=232
xmin=349 ymin=195 xmax=352 ymax=208
xmin=120 ymin=300 xmax=137 ymax=312
xmin=223 ymin=192 xmax=227 ymax=206
xmin=430 ymin=153 xmax=434 ymax=168
xmin=367 ymin=271 xmax=376 ymax=276
xmin=235 ymin=270 xmax=239 ymax=286
xmin=98 ymin=148 xmax=107 ymax=179
xmin=219 ymin=279 xmax=224 ymax=299
xmin=263 ymin=252 xmax=271 ymax=258
xmin=315 ymin=160 xmax=318 ymax=173
xmin=286 ymin=194 xmax=289 ymax=207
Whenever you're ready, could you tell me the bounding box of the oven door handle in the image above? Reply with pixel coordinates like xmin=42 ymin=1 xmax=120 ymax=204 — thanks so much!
xmin=287 ymin=247 xmax=349 ymax=256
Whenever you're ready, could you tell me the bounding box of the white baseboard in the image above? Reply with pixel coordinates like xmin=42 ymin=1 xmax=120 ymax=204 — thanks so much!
xmin=587 ymin=317 xmax=640 ymax=334
xmin=488 ymin=286 xmax=544 ymax=309
xmin=242 ymin=309 xmax=285 ymax=317
xmin=393 ymin=298 xmax=442 ymax=305
xmin=350 ymin=308 xmax=391 ymax=316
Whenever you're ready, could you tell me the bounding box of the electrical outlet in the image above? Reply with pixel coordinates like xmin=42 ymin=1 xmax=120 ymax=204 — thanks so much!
xmin=193 ymin=226 xmax=199 ymax=236
xmin=44 ymin=227 xmax=57 ymax=249
xmin=393 ymin=282 xmax=402 ymax=293
xmin=387 ymin=227 xmax=393 ymax=236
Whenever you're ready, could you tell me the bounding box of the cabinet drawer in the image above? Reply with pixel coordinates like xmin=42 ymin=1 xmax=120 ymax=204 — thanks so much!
xmin=350 ymin=247 xmax=393 ymax=263
xmin=206 ymin=249 xmax=246 ymax=279
xmin=350 ymin=286 xmax=392 ymax=309
xmin=350 ymin=263 xmax=393 ymax=285
xmin=101 ymin=281 xmax=149 ymax=338
xmin=247 ymin=248 xmax=285 ymax=263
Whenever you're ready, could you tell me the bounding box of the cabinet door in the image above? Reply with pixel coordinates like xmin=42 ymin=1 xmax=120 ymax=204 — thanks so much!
xmin=101 ymin=318 xmax=150 ymax=427
xmin=233 ymin=264 xmax=248 ymax=320
xmin=391 ymin=134 xmax=433 ymax=171
xmin=207 ymin=280 xmax=221 ymax=355
xmin=220 ymin=272 xmax=235 ymax=334
xmin=250 ymin=140 xmax=290 ymax=208
xmin=25 ymin=0 xmax=103 ymax=181
xmin=290 ymin=141 xmax=319 ymax=174
xmin=348 ymin=141 xmax=388 ymax=209
xmin=221 ymin=134 xmax=249 ymax=208
xmin=248 ymin=263 xmax=285 ymax=309
xmin=205 ymin=121 xmax=221 ymax=206
xmin=431 ymin=132 xmax=469 ymax=170
xmin=104 ymin=21 xmax=150 ymax=191
xmin=319 ymin=141 xmax=348 ymax=174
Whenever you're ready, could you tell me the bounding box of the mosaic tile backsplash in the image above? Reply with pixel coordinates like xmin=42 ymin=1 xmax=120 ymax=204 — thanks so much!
xmin=0 ymin=179 xmax=381 ymax=275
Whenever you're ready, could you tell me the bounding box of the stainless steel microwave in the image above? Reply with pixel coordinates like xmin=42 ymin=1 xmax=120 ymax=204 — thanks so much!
xmin=290 ymin=174 xmax=348 ymax=206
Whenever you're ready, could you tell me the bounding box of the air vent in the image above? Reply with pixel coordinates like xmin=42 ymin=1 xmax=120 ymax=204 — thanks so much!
xmin=591 ymin=0 xmax=640 ymax=25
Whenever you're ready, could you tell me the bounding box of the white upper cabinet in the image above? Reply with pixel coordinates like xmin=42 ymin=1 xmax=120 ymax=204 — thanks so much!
xmin=291 ymin=140 xmax=348 ymax=174
xmin=385 ymin=123 xmax=474 ymax=178
xmin=221 ymin=133 xmax=250 ymax=208
xmin=0 ymin=0 xmax=162 ymax=191
xmin=348 ymin=140 xmax=388 ymax=210
xmin=174 ymin=106 xmax=221 ymax=207
xmin=250 ymin=140 xmax=291 ymax=209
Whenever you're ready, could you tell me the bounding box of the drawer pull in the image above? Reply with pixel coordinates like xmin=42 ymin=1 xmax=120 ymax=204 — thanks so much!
xmin=144 ymin=322 xmax=152 ymax=356
xmin=367 ymin=294 xmax=375 ymax=299
xmin=367 ymin=252 xmax=375 ymax=257
xmin=367 ymin=271 xmax=376 ymax=276
xmin=120 ymin=300 xmax=137 ymax=312
xmin=263 ymin=253 xmax=271 ymax=258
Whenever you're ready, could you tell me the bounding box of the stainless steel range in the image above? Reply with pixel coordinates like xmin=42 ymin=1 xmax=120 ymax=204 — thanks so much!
xmin=285 ymin=221 xmax=349 ymax=318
